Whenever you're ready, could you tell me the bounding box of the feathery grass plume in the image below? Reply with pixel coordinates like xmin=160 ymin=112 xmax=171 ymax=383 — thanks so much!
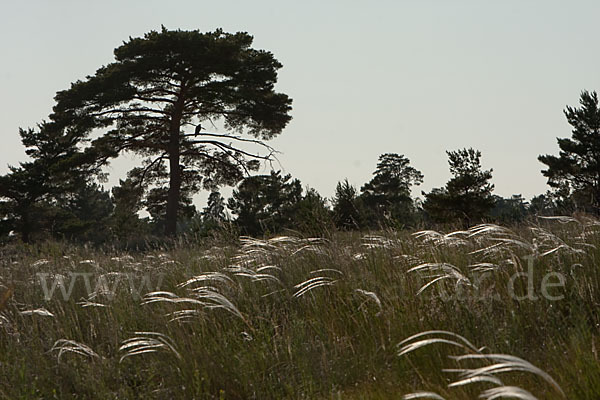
xmin=79 ymin=259 xmax=99 ymax=267
xmin=19 ymin=308 xmax=55 ymax=317
xmin=233 ymin=237 xmax=280 ymax=267
xmin=226 ymin=263 xmax=282 ymax=281
xmin=190 ymin=287 xmax=245 ymax=320
xmin=575 ymin=216 xmax=600 ymax=241
xmin=447 ymin=375 xmax=503 ymax=387
xmin=413 ymin=230 xmax=468 ymax=248
xmin=398 ymin=330 xmax=566 ymax=399
xmin=466 ymin=228 xmax=535 ymax=261
xmin=0 ymin=312 xmax=10 ymax=327
xmin=31 ymin=259 xmax=49 ymax=267
xmin=76 ymin=300 xmax=107 ymax=308
xmin=478 ymin=386 xmax=538 ymax=400
xmin=466 ymin=262 xmax=500 ymax=272
xmin=468 ymin=242 xmax=507 ymax=258
xmin=238 ymin=236 xmax=278 ymax=251
xmin=310 ymin=268 xmax=343 ymax=276
xmin=229 ymin=267 xmax=282 ymax=284
xmin=142 ymin=291 xmax=205 ymax=306
xmin=413 ymin=230 xmax=442 ymax=242
xmin=119 ymin=331 xmax=181 ymax=363
xmin=177 ymin=272 xmax=234 ymax=288
xmin=167 ymin=309 xmax=204 ymax=322
xmin=448 ymin=353 xmax=565 ymax=396
xmin=539 ymin=244 xmax=581 ymax=257
xmin=397 ymin=330 xmax=483 ymax=356
xmin=530 ymin=227 xmax=587 ymax=257
xmin=536 ymin=215 xmax=580 ymax=224
xmin=268 ymin=235 xmax=302 ymax=244
xmin=355 ymin=289 xmax=383 ymax=314
xmin=234 ymin=235 xmax=323 ymax=269
xmin=581 ymin=215 xmax=600 ymax=226
xmin=402 ymin=392 xmax=447 ymax=400
xmin=51 ymin=339 xmax=100 ymax=362
xmin=362 ymin=234 xmax=399 ymax=249
xmin=256 ymin=265 xmax=283 ymax=273
xmin=406 ymin=263 xmax=472 ymax=295
xmin=143 ymin=288 xmax=246 ymax=322
xmin=110 ymin=255 xmax=135 ymax=262
xmin=395 ymin=254 xmax=425 ymax=266
xmin=293 ymin=276 xmax=338 ymax=298
xmin=468 ymin=224 xmax=535 ymax=253
xmin=489 ymin=237 xmax=534 ymax=252
xmin=467 ymin=224 xmax=515 ymax=239
xmin=290 ymin=239 xmax=328 ymax=256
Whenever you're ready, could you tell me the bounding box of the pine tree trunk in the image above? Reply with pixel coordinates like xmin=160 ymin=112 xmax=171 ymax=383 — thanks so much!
xmin=164 ymin=99 xmax=184 ymax=236
xmin=165 ymin=145 xmax=181 ymax=236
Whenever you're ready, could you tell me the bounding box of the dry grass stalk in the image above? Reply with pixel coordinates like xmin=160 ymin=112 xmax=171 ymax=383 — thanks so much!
xmin=399 ymin=330 xmax=565 ymax=399
xmin=119 ymin=331 xmax=181 ymax=363
xmin=51 ymin=339 xmax=100 ymax=362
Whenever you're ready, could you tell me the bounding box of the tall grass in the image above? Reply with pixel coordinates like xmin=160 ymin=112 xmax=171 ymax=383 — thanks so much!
xmin=0 ymin=217 xmax=599 ymax=398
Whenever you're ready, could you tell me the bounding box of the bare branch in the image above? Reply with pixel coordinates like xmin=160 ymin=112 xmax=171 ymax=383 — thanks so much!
xmin=181 ymin=149 xmax=250 ymax=176
xmin=186 ymin=139 xmax=276 ymax=161
xmin=181 ymin=131 xmax=276 ymax=154
xmin=136 ymin=152 xmax=169 ymax=187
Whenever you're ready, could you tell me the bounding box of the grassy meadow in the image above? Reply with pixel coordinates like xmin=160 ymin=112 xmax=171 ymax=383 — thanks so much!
xmin=0 ymin=217 xmax=599 ymax=399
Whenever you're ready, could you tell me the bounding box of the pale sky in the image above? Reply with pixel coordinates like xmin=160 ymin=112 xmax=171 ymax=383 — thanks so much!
xmin=2 ymin=0 xmax=600 ymax=204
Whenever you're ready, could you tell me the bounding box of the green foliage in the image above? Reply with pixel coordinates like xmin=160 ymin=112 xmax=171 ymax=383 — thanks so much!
xmin=293 ymin=187 xmax=334 ymax=236
xmin=490 ymin=194 xmax=528 ymax=224
xmin=423 ymin=148 xmax=495 ymax=225
xmin=228 ymin=171 xmax=303 ymax=236
xmin=108 ymin=177 xmax=150 ymax=241
xmin=529 ymin=190 xmax=575 ymax=216
xmin=145 ymin=187 xmax=197 ymax=235
xmin=202 ymin=191 xmax=227 ymax=225
xmin=332 ymin=179 xmax=365 ymax=230
xmin=0 ymin=122 xmax=108 ymax=243
xmin=50 ymin=183 xmax=113 ymax=242
xmin=539 ymin=91 xmax=600 ymax=213
xmin=189 ymin=191 xmax=231 ymax=238
xmin=0 ymin=164 xmax=51 ymax=242
xmin=47 ymin=27 xmax=292 ymax=236
xmin=360 ymin=153 xmax=423 ymax=227
xmin=0 ymin=169 xmax=112 ymax=243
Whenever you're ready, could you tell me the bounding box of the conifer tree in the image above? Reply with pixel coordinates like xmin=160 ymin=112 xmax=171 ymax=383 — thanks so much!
xmin=423 ymin=148 xmax=494 ymax=225
xmin=45 ymin=27 xmax=292 ymax=235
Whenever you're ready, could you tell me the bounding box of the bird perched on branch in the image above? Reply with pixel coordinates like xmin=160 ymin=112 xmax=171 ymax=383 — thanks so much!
xmin=194 ymin=124 xmax=203 ymax=136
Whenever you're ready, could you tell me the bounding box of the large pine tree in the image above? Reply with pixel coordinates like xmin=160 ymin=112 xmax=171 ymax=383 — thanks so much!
xmin=46 ymin=27 xmax=292 ymax=235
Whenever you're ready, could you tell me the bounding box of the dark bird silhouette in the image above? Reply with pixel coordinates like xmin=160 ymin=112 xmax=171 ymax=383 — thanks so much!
xmin=194 ymin=124 xmax=203 ymax=136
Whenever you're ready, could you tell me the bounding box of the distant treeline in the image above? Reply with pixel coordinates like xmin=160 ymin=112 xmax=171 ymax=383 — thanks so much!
xmin=0 ymin=146 xmax=587 ymax=245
